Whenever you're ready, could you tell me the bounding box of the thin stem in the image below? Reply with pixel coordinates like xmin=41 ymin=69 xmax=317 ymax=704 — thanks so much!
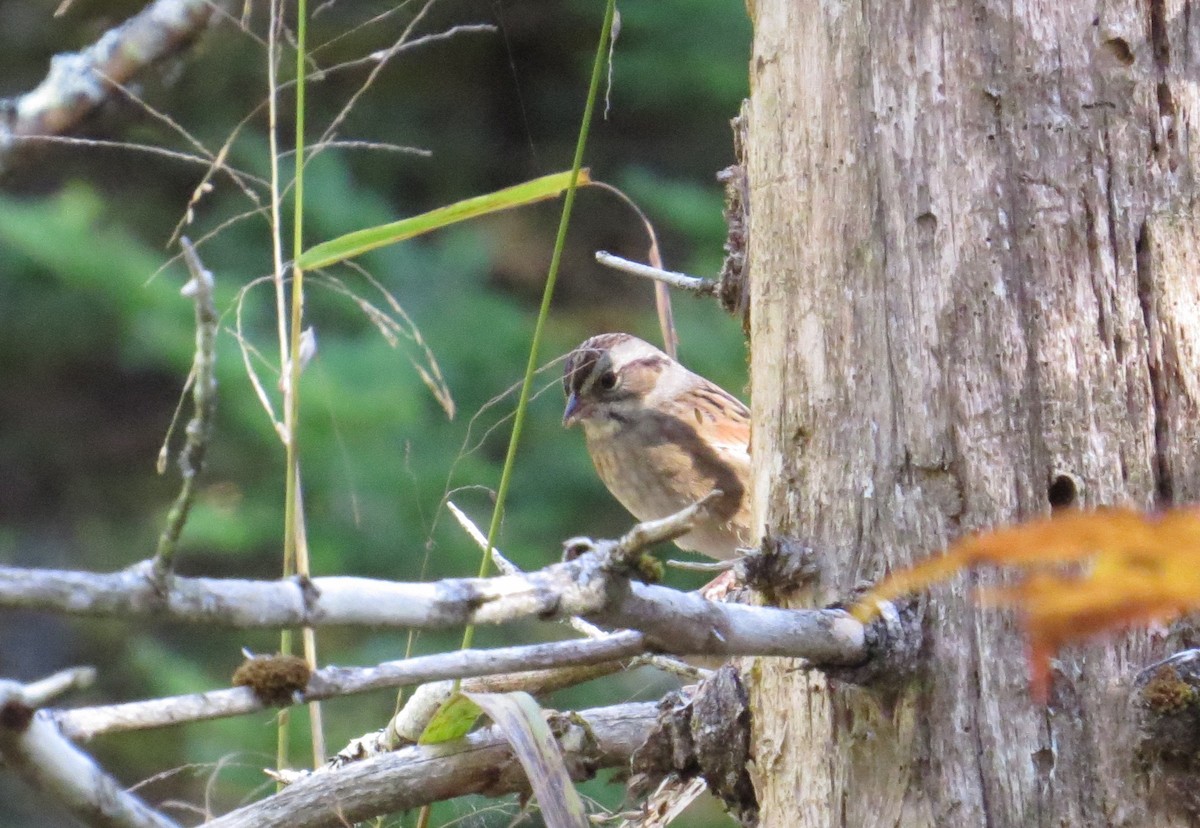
xmin=423 ymin=15 xmax=617 ymax=819
xmin=282 ymin=0 xmax=324 ymax=769
xmin=266 ymin=2 xmax=289 ymax=416
xmin=460 ymin=0 xmax=618 ymax=655
xmin=266 ymin=0 xmax=293 ymax=783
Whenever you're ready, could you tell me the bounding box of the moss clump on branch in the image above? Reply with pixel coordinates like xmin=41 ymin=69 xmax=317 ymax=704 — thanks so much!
xmin=232 ymin=655 xmax=311 ymax=706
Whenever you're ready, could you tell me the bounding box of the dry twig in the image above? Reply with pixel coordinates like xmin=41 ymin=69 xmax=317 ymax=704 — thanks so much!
xmin=594 ymin=251 xmax=719 ymax=296
xmin=0 ymin=0 xmax=214 ymax=169
xmin=152 ymin=239 xmax=218 ymax=581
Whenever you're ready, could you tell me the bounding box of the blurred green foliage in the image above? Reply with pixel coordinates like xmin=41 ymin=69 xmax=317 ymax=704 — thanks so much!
xmin=0 ymin=1 xmax=751 ymax=825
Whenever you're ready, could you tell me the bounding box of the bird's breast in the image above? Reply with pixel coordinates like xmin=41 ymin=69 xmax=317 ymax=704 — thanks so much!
xmin=582 ymin=423 xmax=747 ymax=559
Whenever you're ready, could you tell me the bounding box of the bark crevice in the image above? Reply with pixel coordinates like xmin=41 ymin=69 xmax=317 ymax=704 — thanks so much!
xmin=1135 ymin=221 xmax=1174 ymax=505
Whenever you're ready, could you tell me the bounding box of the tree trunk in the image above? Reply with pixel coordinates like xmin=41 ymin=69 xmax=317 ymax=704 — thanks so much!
xmin=744 ymin=1 xmax=1200 ymax=826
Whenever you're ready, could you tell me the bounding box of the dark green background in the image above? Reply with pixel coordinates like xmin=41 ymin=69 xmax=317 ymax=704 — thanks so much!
xmin=0 ymin=1 xmax=752 ymax=824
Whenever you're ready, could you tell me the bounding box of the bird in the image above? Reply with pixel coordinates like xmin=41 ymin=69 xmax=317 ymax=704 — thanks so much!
xmin=562 ymin=332 xmax=751 ymax=560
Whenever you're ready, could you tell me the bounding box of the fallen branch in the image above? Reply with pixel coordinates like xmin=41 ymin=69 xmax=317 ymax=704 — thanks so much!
xmin=379 ymin=661 xmax=628 ymax=751
xmin=205 ymin=701 xmax=660 ymax=828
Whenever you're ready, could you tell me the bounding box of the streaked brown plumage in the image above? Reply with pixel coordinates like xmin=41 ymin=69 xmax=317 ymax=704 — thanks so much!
xmin=562 ymin=333 xmax=751 ymax=559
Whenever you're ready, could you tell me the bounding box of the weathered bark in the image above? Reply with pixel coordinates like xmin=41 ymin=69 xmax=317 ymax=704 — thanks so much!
xmin=745 ymin=1 xmax=1200 ymax=826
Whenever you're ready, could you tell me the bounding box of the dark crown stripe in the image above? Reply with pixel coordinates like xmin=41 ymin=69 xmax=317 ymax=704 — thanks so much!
xmin=563 ymin=348 xmax=602 ymax=396
xmin=563 ymin=333 xmax=634 ymax=395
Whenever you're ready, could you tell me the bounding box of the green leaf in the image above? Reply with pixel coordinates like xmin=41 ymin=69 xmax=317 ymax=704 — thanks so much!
xmin=296 ymin=169 xmax=592 ymax=269
xmin=463 ymin=691 xmax=589 ymax=828
xmin=417 ymin=692 xmax=484 ymax=744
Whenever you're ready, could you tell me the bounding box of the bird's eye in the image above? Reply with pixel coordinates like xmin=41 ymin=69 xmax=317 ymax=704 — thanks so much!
xmin=597 ymin=370 xmax=617 ymax=391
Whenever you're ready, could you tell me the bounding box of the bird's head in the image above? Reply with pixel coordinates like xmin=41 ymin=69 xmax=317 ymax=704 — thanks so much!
xmin=561 ymin=333 xmax=672 ymax=429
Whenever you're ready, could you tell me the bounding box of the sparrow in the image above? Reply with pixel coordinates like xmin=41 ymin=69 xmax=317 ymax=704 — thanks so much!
xmin=562 ymin=333 xmax=751 ymax=559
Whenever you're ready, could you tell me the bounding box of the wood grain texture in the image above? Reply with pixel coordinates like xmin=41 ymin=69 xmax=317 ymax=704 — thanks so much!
xmin=745 ymin=1 xmax=1200 ymax=825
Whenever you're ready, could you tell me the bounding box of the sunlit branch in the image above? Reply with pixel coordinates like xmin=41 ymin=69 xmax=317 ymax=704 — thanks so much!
xmin=0 ymin=496 xmax=869 ymax=663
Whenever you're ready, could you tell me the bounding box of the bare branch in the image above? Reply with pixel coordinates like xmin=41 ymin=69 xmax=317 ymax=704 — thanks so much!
xmin=0 ymin=553 xmax=865 ymax=659
xmin=0 ymin=673 xmax=179 ymax=828
xmin=53 ymin=633 xmax=648 ymax=742
xmin=368 ymin=23 xmax=499 ymax=62
xmin=48 ymin=577 xmax=867 ymax=742
xmin=0 ymin=549 xmax=865 ymax=661
xmin=205 ymin=702 xmax=659 ymax=828
xmin=453 ymin=496 xmax=710 ymax=681
xmin=0 ymin=0 xmax=214 ymax=169
xmin=23 ymin=666 xmax=96 ymax=706
xmin=0 ymin=492 xmax=687 ymax=629
xmin=2 ymin=499 xmax=868 ymax=732
xmin=0 ymin=557 xmax=615 ymax=629
xmin=614 ymin=489 xmax=723 ymax=555
xmin=593 ymin=579 xmax=865 ymax=663
xmin=594 ymin=251 xmax=719 ymax=296
xmin=0 ymin=498 xmax=870 ymax=825
xmin=447 ymin=500 xmax=522 ymax=576
xmin=448 ymin=501 xmax=708 ymax=681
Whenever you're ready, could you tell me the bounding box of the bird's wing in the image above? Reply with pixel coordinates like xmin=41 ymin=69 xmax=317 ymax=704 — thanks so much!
xmin=683 ymin=378 xmax=750 ymax=460
xmin=662 ymin=377 xmax=752 ymax=528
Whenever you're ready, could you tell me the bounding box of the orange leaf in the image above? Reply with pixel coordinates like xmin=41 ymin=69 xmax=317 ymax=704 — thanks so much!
xmin=853 ymin=505 xmax=1200 ymax=701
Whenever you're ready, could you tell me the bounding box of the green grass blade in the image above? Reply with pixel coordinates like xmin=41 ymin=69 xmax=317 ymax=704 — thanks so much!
xmin=296 ymin=169 xmax=592 ymax=269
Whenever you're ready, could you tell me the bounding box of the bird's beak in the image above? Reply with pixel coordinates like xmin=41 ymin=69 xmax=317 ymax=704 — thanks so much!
xmin=563 ymin=392 xmax=582 ymax=427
